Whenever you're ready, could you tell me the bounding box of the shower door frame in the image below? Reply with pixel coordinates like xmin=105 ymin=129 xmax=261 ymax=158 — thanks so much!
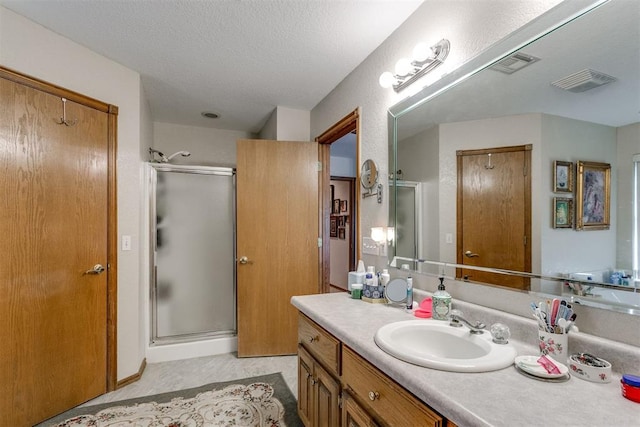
xmin=148 ymin=163 xmax=237 ymax=345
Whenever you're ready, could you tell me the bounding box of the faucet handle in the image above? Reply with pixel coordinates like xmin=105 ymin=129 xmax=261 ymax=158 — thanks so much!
xmin=449 ymin=309 xmax=463 ymax=318
xmin=490 ymin=323 xmax=511 ymax=344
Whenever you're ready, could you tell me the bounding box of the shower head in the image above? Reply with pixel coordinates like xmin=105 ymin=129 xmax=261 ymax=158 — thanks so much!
xmin=165 ymin=151 xmax=191 ymax=162
xmin=148 ymin=148 xmax=167 ymax=163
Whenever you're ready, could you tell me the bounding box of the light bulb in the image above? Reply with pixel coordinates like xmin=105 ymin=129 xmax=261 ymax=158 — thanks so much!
xmin=394 ymin=58 xmax=413 ymax=76
xmin=379 ymin=71 xmax=396 ymax=89
xmin=413 ymin=42 xmax=433 ymax=62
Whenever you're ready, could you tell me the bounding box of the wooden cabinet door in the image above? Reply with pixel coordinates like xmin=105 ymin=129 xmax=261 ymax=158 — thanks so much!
xmin=298 ymin=344 xmax=341 ymax=427
xmin=342 ymin=392 xmax=379 ymax=427
xmin=314 ymin=361 xmax=341 ymax=427
xmin=298 ymin=345 xmax=314 ymax=426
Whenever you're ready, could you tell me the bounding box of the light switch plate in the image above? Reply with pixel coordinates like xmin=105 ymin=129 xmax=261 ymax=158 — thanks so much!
xmin=362 ymin=237 xmax=379 ymax=255
xmin=122 ymin=235 xmax=132 ymax=251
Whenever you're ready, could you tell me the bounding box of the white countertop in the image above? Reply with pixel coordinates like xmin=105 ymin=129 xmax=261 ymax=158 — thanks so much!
xmin=291 ymin=292 xmax=639 ymax=427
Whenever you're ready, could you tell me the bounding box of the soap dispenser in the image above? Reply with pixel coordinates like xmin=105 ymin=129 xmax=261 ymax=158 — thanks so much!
xmin=432 ymin=277 xmax=451 ymax=320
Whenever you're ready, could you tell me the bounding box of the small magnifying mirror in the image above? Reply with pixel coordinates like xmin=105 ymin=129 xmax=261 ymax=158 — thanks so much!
xmin=361 ymin=159 xmax=382 ymax=203
xmin=360 ymin=159 xmax=379 ymax=189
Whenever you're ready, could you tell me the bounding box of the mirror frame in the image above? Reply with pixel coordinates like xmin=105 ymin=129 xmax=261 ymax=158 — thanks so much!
xmin=386 ymin=0 xmax=640 ymax=311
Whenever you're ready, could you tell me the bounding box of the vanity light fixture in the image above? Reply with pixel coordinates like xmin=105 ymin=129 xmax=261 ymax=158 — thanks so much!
xmin=379 ymin=39 xmax=450 ymax=92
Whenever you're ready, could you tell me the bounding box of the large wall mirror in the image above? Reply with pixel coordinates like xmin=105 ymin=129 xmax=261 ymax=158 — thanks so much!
xmin=388 ymin=0 xmax=639 ymax=315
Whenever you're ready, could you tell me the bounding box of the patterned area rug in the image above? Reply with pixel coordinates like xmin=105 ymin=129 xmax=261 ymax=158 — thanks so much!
xmin=38 ymin=372 xmax=302 ymax=427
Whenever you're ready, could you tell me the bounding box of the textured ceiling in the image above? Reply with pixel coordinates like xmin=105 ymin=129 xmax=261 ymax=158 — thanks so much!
xmin=0 ymin=0 xmax=423 ymax=133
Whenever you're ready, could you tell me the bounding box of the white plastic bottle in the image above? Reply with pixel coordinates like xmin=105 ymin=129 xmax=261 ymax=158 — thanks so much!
xmin=380 ymin=269 xmax=391 ymax=287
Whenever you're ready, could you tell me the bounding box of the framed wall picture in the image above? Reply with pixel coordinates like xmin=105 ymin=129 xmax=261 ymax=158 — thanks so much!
xmin=340 ymin=199 xmax=348 ymax=212
xmin=553 ymin=160 xmax=573 ymax=192
xmin=330 ymin=216 xmax=337 ymax=237
xmin=338 ymin=227 xmax=345 ymax=239
xmin=576 ymin=161 xmax=611 ymax=230
xmin=553 ymin=197 xmax=573 ymax=229
xmin=333 ymin=199 xmax=340 ymax=214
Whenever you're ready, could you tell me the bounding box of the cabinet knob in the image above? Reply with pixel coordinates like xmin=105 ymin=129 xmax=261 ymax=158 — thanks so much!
xmin=310 ymin=378 xmax=317 ymax=386
xmin=308 ymin=336 xmax=319 ymax=343
xmin=368 ymin=391 xmax=380 ymax=401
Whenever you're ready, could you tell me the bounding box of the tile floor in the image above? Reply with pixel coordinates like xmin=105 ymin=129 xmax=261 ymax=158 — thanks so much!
xmin=81 ymin=352 xmax=298 ymax=407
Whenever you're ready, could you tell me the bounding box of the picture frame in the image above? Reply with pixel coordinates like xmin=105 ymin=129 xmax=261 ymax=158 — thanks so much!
xmin=337 ymin=216 xmax=345 ymax=227
xmin=330 ymin=184 xmax=334 ymax=205
xmin=552 ymin=197 xmax=573 ymax=229
xmin=333 ymin=199 xmax=341 ymax=214
xmin=330 ymin=216 xmax=337 ymax=237
xmin=340 ymin=199 xmax=347 ymax=212
xmin=338 ymin=227 xmax=345 ymax=239
xmin=553 ymin=160 xmax=573 ymax=193
xmin=575 ymin=161 xmax=611 ymax=230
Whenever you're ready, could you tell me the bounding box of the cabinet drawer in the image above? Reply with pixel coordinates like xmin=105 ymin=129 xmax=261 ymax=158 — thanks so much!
xmin=298 ymin=314 xmax=341 ymax=375
xmin=342 ymin=346 xmax=443 ymax=427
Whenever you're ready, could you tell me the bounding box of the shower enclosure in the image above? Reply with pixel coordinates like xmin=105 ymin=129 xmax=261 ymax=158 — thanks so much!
xmin=149 ymin=164 xmax=236 ymax=345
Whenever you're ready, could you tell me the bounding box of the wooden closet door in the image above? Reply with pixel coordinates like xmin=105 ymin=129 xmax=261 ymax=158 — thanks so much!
xmin=0 ymin=76 xmax=109 ymax=425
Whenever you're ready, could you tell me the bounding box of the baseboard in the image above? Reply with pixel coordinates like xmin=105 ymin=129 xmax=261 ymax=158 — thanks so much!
xmin=116 ymin=358 xmax=146 ymax=389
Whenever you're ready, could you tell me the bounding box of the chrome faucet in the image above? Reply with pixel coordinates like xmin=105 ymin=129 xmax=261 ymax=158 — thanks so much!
xmin=449 ymin=309 xmax=486 ymax=334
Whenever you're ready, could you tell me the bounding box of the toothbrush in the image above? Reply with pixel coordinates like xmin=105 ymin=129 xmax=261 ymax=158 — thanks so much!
xmin=550 ymin=298 xmax=560 ymax=327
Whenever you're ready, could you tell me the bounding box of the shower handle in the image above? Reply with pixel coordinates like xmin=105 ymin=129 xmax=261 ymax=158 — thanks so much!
xmin=238 ymin=256 xmax=253 ymax=265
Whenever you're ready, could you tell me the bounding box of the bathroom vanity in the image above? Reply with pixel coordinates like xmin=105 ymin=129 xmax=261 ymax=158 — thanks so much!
xmin=292 ymin=293 xmax=638 ymax=426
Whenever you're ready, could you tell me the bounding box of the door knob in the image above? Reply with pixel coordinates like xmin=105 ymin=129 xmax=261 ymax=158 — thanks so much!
xmin=85 ymin=264 xmax=105 ymax=275
xmin=238 ymin=256 xmax=253 ymax=265
xmin=464 ymin=251 xmax=479 ymax=258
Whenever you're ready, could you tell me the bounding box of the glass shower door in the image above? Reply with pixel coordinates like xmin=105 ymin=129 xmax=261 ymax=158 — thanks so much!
xmin=150 ymin=165 xmax=236 ymax=343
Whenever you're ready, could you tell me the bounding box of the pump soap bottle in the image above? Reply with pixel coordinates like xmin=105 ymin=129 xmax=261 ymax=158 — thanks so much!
xmin=432 ymin=277 xmax=451 ymax=320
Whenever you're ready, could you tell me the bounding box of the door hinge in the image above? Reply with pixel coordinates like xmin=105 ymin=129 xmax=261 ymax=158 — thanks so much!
xmin=318 ymin=237 xmax=322 ymax=248
xmin=317 ymin=161 xmax=323 ymax=171
xmin=338 ymin=392 xmax=343 ymax=409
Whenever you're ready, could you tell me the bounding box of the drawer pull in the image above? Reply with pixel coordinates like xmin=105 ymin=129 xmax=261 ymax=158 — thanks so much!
xmin=368 ymin=391 xmax=380 ymax=401
xmin=310 ymin=378 xmax=317 ymax=386
xmin=308 ymin=336 xmax=319 ymax=343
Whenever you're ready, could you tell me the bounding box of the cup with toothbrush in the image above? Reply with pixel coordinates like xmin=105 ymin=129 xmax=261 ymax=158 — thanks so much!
xmin=532 ymin=299 xmax=576 ymax=365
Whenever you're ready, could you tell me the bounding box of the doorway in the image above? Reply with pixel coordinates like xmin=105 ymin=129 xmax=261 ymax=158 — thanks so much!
xmin=456 ymin=144 xmax=531 ymax=289
xmin=316 ymin=109 xmax=360 ymax=293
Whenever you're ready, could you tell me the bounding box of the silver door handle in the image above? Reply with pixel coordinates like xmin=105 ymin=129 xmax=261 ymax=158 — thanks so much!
xmin=85 ymin=264 xmax=105 ymax=275
xmin=238 ymin=256 xmax=252 ymax=265
xmin=464 ymin=251 xmax=479 ymax=258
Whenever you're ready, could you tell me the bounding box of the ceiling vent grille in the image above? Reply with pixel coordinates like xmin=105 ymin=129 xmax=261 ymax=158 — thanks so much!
xmin=551 ymin=69 xmax=617 ymax=93
xmin=490 ymin=52 xmax=540 ymax=74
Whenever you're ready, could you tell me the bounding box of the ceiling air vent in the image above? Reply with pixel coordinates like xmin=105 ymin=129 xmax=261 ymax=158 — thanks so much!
xmin=490 ymin=52 xmax=540 ymax=74
xmin=551 ymin=69 xmax=617 ymax=93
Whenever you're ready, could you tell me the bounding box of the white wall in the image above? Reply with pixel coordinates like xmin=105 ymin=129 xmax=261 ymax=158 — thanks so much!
xmin=153 ymin=122 xmax=253 ymax=167
xmin=258 ymin=106 xmax=310 ymax=141
xmin=310 ymin=0 xmax=562 ymax=271
xmin=540 ymin=114 xmax=617 ymax=278
xmin=0 ymin=6 xmax=146 ymax=379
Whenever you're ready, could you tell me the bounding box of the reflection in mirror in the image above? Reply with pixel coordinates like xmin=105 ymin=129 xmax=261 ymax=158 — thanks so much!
xmin=388 ymin=0 xmax=640 ymax=314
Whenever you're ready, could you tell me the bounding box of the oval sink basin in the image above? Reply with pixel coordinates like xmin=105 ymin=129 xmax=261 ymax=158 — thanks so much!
xmin=374 ymin=320 xmax=517 ymax=372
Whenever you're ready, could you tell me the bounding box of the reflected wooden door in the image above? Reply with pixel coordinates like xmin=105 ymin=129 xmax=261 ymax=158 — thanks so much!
xmin=236 ymin=139 xmax=319 ymax=356
xmin=0 ymin=75 xmax=110 ymax=425
xmin=456 ymin=145 xmax=531 ymax=289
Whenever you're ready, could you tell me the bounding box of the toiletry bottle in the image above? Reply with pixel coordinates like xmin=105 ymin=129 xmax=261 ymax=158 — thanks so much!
xmin=380 ymin=269 xmax=390 ymax=287
xmin=406 ymin=276 xmax=413 ymax=310
xmin=432 ymin=277 xmax=451 ymax=320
